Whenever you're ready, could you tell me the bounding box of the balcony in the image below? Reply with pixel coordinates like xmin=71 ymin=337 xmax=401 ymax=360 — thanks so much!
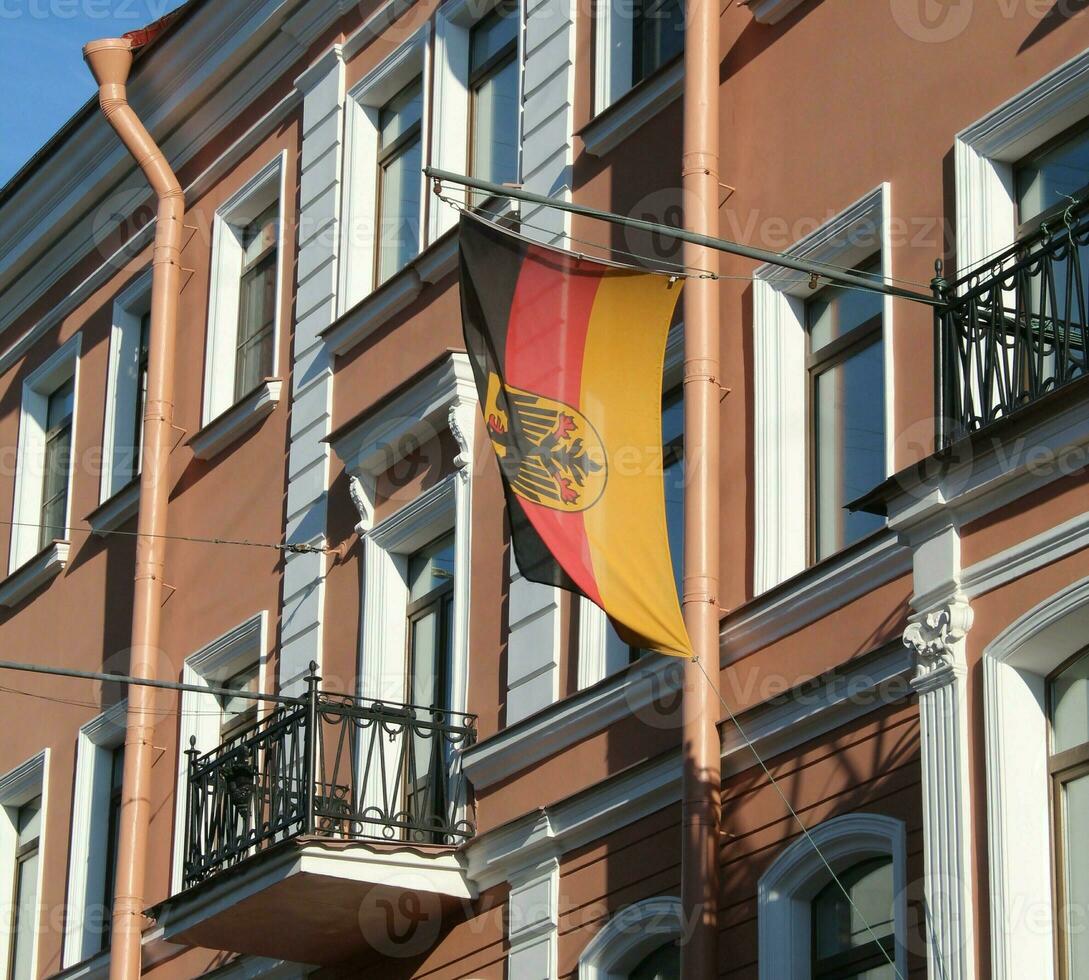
xmin=935 ymin=198 xmax=1089 ymax=447
xmin=151 ymin=672 xmax=478 ymax=966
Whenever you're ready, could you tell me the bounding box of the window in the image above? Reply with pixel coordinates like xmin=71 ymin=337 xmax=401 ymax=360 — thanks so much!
xmin=751 ymin=186 xmax=890 ymax=594
xmin=173 ymin=614 xmax=267 ymax=893
xmin=64 ymin=703 xmax=125 ymax=967
xmin=1015 ymin=120 xmax=1089 ymax=232
xmin=595 ymin=0 xmax=684 ymax=113
xmin=631 ymin=0 xmax=684 ymax=89
xmin=9 ymin=334 xmax=80 ymax=572
xmin=39 ymin=378 xmax=74 ymax=551
xmin=0 ymin=752 xmax=47 ymax=980
xmin=406 ymin=532 xmax=456 ymax=828
xmin=217 ymin=660 xmax=260 ymax=742
xmin=630 ymin=940 xmax=679 ymax=980
xmin=203 ymin=154 xmax=284 ymax=425
xmin=376 ymin=77 xmax=424 ymax=285
xmin=805 ymin=262 xmax=886 ymax=562
xmin=1049 ymin=649 xmax=1089 ymax=979
xmin=234 ymin=205 xmax=278 ymax=400
xmin=811 ymin=858 xmax=896 ymax=979
xmin=468 ymin=0 xmax=519 ymax=186
xmin=757 ymin=813 xmax=906 ymax=980
xmin=8 ymin=797 xmax=40 ymax=980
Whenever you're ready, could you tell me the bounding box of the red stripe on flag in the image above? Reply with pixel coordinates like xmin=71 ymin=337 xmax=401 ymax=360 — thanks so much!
xmin=505 ymin=246 xmax=604 ymax=605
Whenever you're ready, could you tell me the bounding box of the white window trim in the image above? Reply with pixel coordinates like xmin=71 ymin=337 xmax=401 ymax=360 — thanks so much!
xmin=0 ymin=749 xmax=49 ymax=980
xmin=981 ymin=575 xmax=1089 ymax=980
xmin=64 ymin=701 xmax=127 ymax=968
xmin=508 ymin=859 xmax=559 ymax=979
xmin=170 ymin=612 xmax=269 ymax=895
xmin=202 ymin=152 xmax=287 ymax=426
xmin=430 ymin=0 xmax=524 ymax=240
xmin=757 ymin=812 xmax=908 ymax=980
xmin=101 ymin=270 xmax=150 ymax=504
xmin=578 ymin=324 xmax=683 ymax=689
xmin=578 ymin=895 xmax=682 ymax=979
xmin=10 ymin=332 xmax=82 ymax=573
xmin=339 ymin=28 xmax=432 ymax=314
xmin=751 ymin=184 xmax=893 ymax=595
xmin=955 ymin=45 xmax=1089 ymax=276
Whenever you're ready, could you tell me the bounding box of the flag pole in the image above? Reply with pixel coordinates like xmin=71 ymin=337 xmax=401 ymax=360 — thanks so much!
xmin=679 ymin=0 xmax=723 ymax=970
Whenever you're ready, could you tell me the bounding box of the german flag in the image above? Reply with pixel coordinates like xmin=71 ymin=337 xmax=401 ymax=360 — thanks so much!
xmin=459 ymin=214 xmax=691 ymax=658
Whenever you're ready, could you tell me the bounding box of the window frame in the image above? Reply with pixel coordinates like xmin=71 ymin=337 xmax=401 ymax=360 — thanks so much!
xmin=203 ymin=152 xmax=286 ymax=425
xmin=64 ymin=701 xmax=126 ymax=967
xmin=751 ymin=185 xmax=892 ymax=595
xmin=340 ymin=28 xmax=432 ymax=313
xmin=9 ymin=333 xmax=81 ymax=574
xmin=810 ymin=856 xmax=897 ymax=979
xmin=1013 ymin=115 xmax=1089 ymax=241
xmin=467 ymin=0 xmax=519 ymax=185
xmin=593 ymin=0 xmax=684 ymax=115
xmin=101 ymin=270 xmax=151 ymax=504
xmin=0 ymin=751 xmax=48 ymax=980
xmin=431 ymin=0 xmax=523 ymax=241
xmin=577 ymin=895 xmax=684 ymax=980
xmin=38 ymin=377 xmax=75 ymax=553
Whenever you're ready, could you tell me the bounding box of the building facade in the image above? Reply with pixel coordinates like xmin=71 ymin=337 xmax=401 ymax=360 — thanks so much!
xmin=1 ymin=0 xmax=1088 ymax=976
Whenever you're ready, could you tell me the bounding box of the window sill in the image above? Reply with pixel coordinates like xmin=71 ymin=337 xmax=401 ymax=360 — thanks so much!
xmin=190 ymin=379 xmax=282 ymax=461
xmin=321 ymin=229 xmax=458 ymax=357
xmin=87 ymin=479 xmax=140 ymax=536
xmin=580 ymin=58 xmax=683 ymax=159
xmin=741 ymin=0 xmax=808 ymax=23
xmin=0 ymin=540 xmax=70 ymax=608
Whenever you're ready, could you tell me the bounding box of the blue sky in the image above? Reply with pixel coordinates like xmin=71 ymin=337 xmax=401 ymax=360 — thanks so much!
xmin=0 ymin=0 xmax=187 ymax=188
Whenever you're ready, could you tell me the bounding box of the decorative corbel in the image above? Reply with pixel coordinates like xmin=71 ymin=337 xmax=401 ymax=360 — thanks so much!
xmin=348 ymin=473 xmax=376 ymax=536
xmin=448 ymin=403 xmax=475 ymax=478
xmin=904 ymin=599 xmax=974 ymax=689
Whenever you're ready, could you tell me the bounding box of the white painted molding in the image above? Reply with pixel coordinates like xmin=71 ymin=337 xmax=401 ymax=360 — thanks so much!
xmin=904 ymin=599 xmax=977 ymax=980
xmin=171 ymin=612 xmax=269 ymax=895
xmin=0 ymin=749 xmax=49 ymax=980
xmin=202 ymin=152 xmax=287 ymax=425
xmin=751 ymin=184 xmax=891 ymax=593
xmin=9 ymin=331 xmax=81 ymax=572
xmin=981 ymin=575 xmax=1089 ymax=980
xmin=86 ymin=479 xmax=140 ymax=536
xmin=581 ymin=60 xmax=683 ymax=158
xmin=721 ymin=531 xmax=910 ymax=667
xmin=64 ymin=701 xmax=127 ymax=967
xmin=757 ymin=813 xmax=908 ymax=980
xmin=743 ymin=0 xmax=808 ymax=24
xmin=0 ymin=540 xmax=70 ymax=608
xmin=189 ymin=379 xmax=282 ymax=461
xmin=578 ymin=896 xmax=682 ymax=979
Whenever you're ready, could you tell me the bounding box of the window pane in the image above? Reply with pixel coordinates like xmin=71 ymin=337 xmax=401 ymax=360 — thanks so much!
xmin=408 ymin=532 xmax=456 ymax=602
xmin=814 ymin=340 xmax=886 ymax=560
xmin=241 ymin=204 xmax=279 ymax=268
xmin=470 ymin=54 xmax=519 ymax=186
xmin=10 ymin=848 xmax=39 ymax=980
xmin=470 ymin=3 xmax=517 ymax=71
xmin=631 ymin=939 xmax=681 ymax=980
xmin=632 ymin=0 xmax=684 ymax=86
xmin=1061 ymin=772 xmax=1089 ymax=977
xmin=16 ymin=796 xmax=41 ymax=846
xmin=131 ymin=312 xmax=150 ymax=478
xmin=217 ymin=661 xmax=259 ymax=738
xmin=814 ymin=858 xmax=895 ymax=959
xmin=808 ymin=280 xmax=883 ymax=353
xmin=377 ymin=134 xmax=423 ymax=283
xmin=1016 ymin=126 xmax=1089 ymax=225
xmin=1052 ymin=651 xmax=1089 ymax=754
xmin=379 ymin=79 xmax=423 ymax=150
xmin=235 ymin=251 xmax=277 ymax=400
xmin=41 ymin=380 xmax=74 ymax=550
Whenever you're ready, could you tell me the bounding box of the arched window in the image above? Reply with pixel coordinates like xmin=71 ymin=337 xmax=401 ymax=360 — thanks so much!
xmin=758 ymin=813 xmax=906 ymax=980
xmin=811 ymin=857 xmax=896 ymax=979
xmin=578 ymin=896 xmax=682 ymax=980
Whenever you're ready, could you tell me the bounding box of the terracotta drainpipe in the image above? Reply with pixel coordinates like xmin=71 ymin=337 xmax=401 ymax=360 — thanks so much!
xmin=679 ymin=0 xmax=722 ymax=971
xmin=83 ymin=37 xmax=183 ymax=980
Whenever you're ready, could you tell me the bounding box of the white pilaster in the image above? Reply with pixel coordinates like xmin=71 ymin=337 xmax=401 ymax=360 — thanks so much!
xmin=280 ymin=46 xmax=346 ymax=695
xmin=904 ymin=599 xmax=977 ymax=980
xmin=508 ymin=859 xmax=560 ymax=979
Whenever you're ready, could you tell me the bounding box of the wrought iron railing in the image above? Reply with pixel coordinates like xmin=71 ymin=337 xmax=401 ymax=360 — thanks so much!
xmin=935 ymin=198 xmax=1089 ymax=447
xmin=181 ymin=668 xmax=477 ymax=888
